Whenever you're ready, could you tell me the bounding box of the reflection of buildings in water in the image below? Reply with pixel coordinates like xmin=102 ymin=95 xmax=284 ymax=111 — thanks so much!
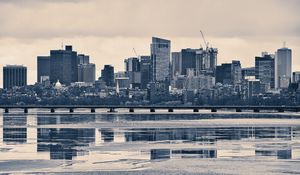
xmin=255 ymin=149 xmax=292 ymax=159
xmin=150 ymin=149 xmax=217 ymax=160
xmin=37 ymin=128 xmax=95 ymax=160
xmin=100 ymin=129 xmax=114 ymax=143
xmin=3 ymin=115 xmax=27 ymax=144
xmin=37 ymin=114 xmax=95 ymax=126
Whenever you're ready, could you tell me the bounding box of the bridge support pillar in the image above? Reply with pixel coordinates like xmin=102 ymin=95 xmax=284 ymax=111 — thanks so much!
xmin=168 ymin=108 xmax=174 ymax=112
xmin=69 ymin=108 xmax=74 ymax=113
xmin=91 ymin=108 xmax=96 ymax=113
xmin=211 ymin=108 xmax=217 ymax=112
xmin=4 ymin=108 xmax=9 ymax=113
xmin=24 ymin=108 xmax=28 ymax=113
xmin=193 ymin=108 xmax=199 ymax=112
xmin=51 ymin=108 xmax=55 ymax=113
xmin=108 ymin=108 xmax=116 ymax=113
xmin=277 ymin=108 xmax=284 ymax=113
xmin=150 ymin=108 xmax=155 ymax=112
xmin=236 ymin=108 xmax=242 ymax=112
xmin=129 ymin=108 xmax=134 ymax=113
xmin=254 ymin=109 xmax=260 ymax=113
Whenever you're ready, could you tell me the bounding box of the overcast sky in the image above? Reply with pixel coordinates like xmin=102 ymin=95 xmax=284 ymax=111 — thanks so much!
xmin=0 ymin=0 xmax=299 ymax=87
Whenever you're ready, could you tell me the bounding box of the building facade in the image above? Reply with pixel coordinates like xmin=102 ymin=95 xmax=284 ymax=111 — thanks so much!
xmin=101 ymin=65 xmax=114 ymax=87
xmin=255 ymin=54 xmax=275 ymax=90
xmin=151 ymin=37 xmax=171 ymax=83
xmin=37 ymin=56 xmax=50 ymax=83
xmin=78 ymin=63 xmax=96 ymax=83
xmin=3 ymin=65 xmax=27 ymax=89
xmin=140 ymin=56 xmax=151 ymax=89
xmin=275 ymin=47 xmax=292 ymax=89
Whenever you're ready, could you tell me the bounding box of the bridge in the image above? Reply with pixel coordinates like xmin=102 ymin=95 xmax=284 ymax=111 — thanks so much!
xmin=0 ymin=105 xmax=299 ymax=113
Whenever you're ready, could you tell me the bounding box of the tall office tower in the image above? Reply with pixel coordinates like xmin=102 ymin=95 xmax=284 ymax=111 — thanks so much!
xmin=101 ymin=65 xmax=114 ymax=87
xmin=124 ymin=57 xmax=141 ymax=88
xmin=37 ymin=56 xmax=50 ymax=83
xmin=78 ymin=63 xmax=96 ymax=83
xmin=275 ymin=47 xmax=292 ymax=89
xmin=150 ymin=37 xmax=171 ymax=82
xmin=205 ymin=48 xmax=218 ymax=76
xmin=181 ymin=49 xmax=197 ymax=75
xmin=242 ymin=67 xmax=255 ymax=80
xmin=140 ymin=56 xmax=151 ymax=89
xmin=216 ymin=63 xmax=232 ymax=85
xmin=231 ymin=60 xmax=242 ymax=86
xmin=77 ymin=54 xmax=89 ymax=64
xmin=171 ymin=52 xmax=181 ymax=79
xmin=255 ymin=54 xmax=275 ymax=90
xmin=216 ymin=60 xmax=240 ymax=85
xmin=3 ymin=65 xmax=27 ymax=89
xmin=292 ymin=71 xmax=300 ymax=83
xmin=50 ymin=45 xmax=78 ymax=85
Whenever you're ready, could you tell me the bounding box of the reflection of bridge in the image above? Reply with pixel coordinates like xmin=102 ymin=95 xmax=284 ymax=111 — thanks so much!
xmin=0 ymin=105 xmax=299 ymax=113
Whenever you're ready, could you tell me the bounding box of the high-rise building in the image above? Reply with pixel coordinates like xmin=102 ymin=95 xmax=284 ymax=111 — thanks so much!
xmin=3 ymin=65 xmax=27 ymax=89
xmin=216 ymin=60 xmax=241 ymax=86
xmin=171 ymin=52 xmax=181 ymax=79
xmin=275 ymin=47 xmax=292 ymax=89
xmin=124 ymin=57 xmax=141 ymax=88
xmin=216 ymin=63 xmax=232 ymax=85
xmin=255 ymin=54 xmax=275 ymax=90
xmin=37 ymin=56 xmax=50 ymax=83
xmin=50 ymin=45 xmax=78 ymax=85
xmin=292 ymin=71 xmax=300 ymax=83
xmin=242 ymin=67 xmax=255 ymax=80
xmin=181 ymin=49 xmax=197 ymax=75
xmin=140 ymin=56 xmax=151 ymax=89
xmin=77 ymin=54 xmax=89 ymax=64
xmin=150 ymin=37 xmax=171 ymax=82
xmin=231 ymin=60 xmax=242 ymax=86
xmin=78 ymin=63 xmax=95 ymax=83
xmin=100 ymin=65 xmax=114 ymax=87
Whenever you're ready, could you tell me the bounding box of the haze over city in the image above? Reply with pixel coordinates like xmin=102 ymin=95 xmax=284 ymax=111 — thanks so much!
xmin=0 ymin=0 xmax=299 ymax=87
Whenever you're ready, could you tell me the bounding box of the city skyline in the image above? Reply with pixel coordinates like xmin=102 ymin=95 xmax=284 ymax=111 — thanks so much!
xmin=0 ymin=0 xmax=299 ymax=87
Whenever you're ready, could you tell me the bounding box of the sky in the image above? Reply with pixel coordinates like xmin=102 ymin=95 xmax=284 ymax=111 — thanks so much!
xmin=0 ymin=0 xmax=299 ymax=87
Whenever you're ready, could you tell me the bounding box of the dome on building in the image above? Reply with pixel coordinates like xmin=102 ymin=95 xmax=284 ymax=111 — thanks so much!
xmin=55 ymin=80 xmax=62 ymax=89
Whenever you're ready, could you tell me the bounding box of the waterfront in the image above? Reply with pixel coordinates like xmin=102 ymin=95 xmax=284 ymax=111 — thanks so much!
xmin=0 ymin=110 xmax=300 ymax=174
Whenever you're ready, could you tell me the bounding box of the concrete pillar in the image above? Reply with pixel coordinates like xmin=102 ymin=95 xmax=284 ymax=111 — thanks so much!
xmin=254 ymin=109 xmax=260 ymax=113
xmin=211 ymin=108 xmax=217 ymax=112
xmin=24 ymin=108 xmax=28 ymax=113
xmin=236 ymin=108 xmax=242 ymax=112
xmin=129 ymin=108 xmax=134 ymax=113
xmin=168 ymin=108 xmax=174 ymax=112
xmin=109 ymin=108 xmax=116 ymax=113
xmin=51 ymin=108 xmax=55 ymax=113
xmin=277 ymin=108 xmax=284 ymax=113
xmin=150 ymin=108 xmax=155 ymax=112
xmin=4 ymin=108 xmax=9 ymax=113
xmin=91 ymin=108 xmax=96 ymax=113
xmin=69 ymin=108 xmax=74 ymax=113
xmin=193 ymin=109 xmax=199 ymax=112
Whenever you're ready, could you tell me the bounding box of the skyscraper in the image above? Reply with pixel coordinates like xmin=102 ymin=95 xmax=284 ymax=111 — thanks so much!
xmin=37 ymin=56 xmax=50 ymax=83
xmin=171 ymin=52 xmax=181 ymax=79
xmin=77 ymin=54 xmax=89 ymax=64
xmin=181 ymin=49 xmax=197 ymax=75
xmin=216 ymin=60 xmax=241 ymax=86
xmin=140 ymin=56 xmax=151 ymax=89
xmin=101 ymin=65 xmax=114 ymax=87
xmin=150 ymin=37 xmax=171 ymax=82
xmin=3 ymin=65 xmax=27 ymax=89
xmin=275 ymin=47 xmax=292 ymax=89
xmin=78 ymin=63 xmax=96 ymax=83
xmin=255 ymin=54 xmax=275 ymax=90
xmin=50 ymin=45 xmax=78 ymax=85
xmin=231 ymin=60 xmax=242 ymax=86
xmin=124 ymin=57 xmax=141 ymax=88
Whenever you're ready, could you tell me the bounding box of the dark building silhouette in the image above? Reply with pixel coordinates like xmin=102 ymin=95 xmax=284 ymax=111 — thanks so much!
xmin=101 ymin=65 xmax=114 ymax=87
xmin=242 ymin=67 xmax=255 ymax=80
xmin=255 ymin=54 xmax=275 ymax=90
xmin=50 ymin=45 xmax=78 ymax=85
xmin=77 ymin=54 xmax=89 ymax=64
xmin=140 ymin=56 xmax=151 ymax=89
xmin=78 ymin=63 xmax=96 ymax=83
xmin=37 ymin=56 xmax=50 ymax=83
xmin=125 ymin=57 xmax=141 ymax=88
xmin=216 ymin=63 xmax=232 ymax=84
xmin=3 ymin=65 xmax=27 ymax=89
xmin=181 ymin=49 xmax=197 ymax=75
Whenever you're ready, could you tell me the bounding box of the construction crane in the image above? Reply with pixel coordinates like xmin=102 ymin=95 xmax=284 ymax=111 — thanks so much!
xmin=200 ymin=30 xmax=209 ymax=49
xmin=132 ymin=48 xmax=140 ymax=59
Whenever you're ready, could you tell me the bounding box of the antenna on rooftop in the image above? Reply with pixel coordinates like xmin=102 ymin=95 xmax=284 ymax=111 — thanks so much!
xmin=283 ymin=41 xmax=286 ymax=48
xmin=61 ymin=40 xmax=64 ymax=50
